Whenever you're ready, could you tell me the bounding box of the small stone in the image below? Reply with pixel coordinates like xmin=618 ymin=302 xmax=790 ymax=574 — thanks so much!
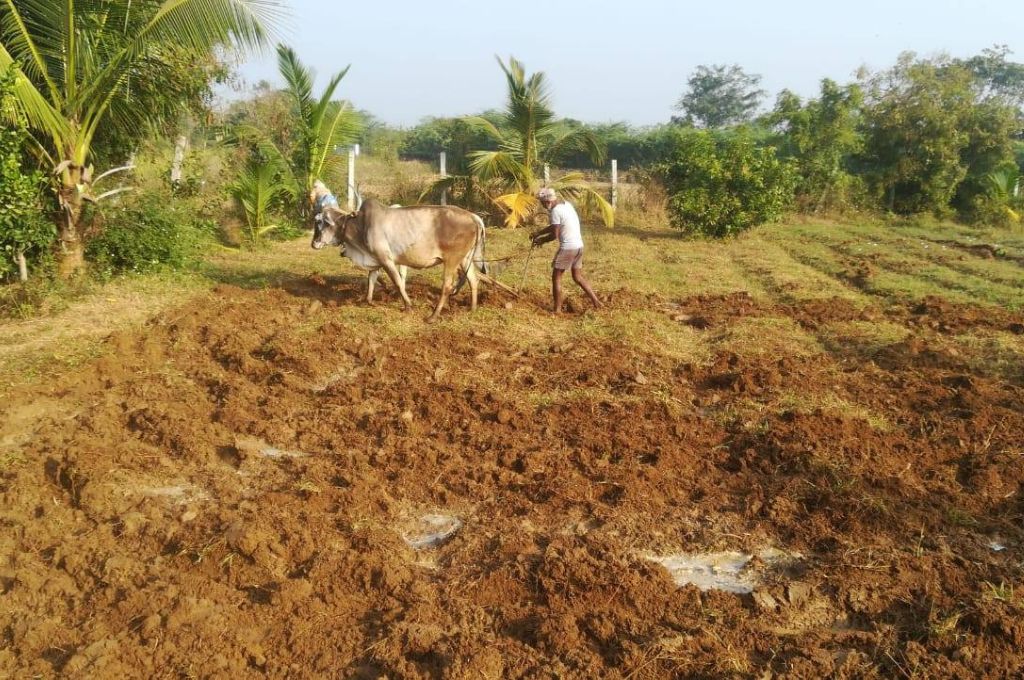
xmin=497 ymin=409 xmax=513 ymax=425
xmin=634 ymin=371 xmax=648 ymax=385
xmin=504 ymin=302 xmax=514 ymax=310
xmin=400 ymin=410 xmax=414 ymax=423
xmin=787 ymin=582 xmax=812 ymax=606
xmin=475 ymin=351 xmax=492 ymax=362
xmin=181 ymin=509 xmax=198 ymax=523
xmin=753 ymin=590 xmax=779 ymax=612
xmin=307 ymin=300 xmax=322 ymax=315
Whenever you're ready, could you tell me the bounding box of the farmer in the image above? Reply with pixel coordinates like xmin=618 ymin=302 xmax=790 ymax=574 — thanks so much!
xmin=531 ymin=187 xmax=602 ymax=314
xmin=310 ymin=179 xmax=339 ymax=225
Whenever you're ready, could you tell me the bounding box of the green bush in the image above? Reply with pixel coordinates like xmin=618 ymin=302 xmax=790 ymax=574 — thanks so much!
xmin=86 ymin=203 xmax=208 ymax=275
xmin=656 ymin=130 xmax=797 ymax=237
xmin=1 ymin=67 xmax=54 ymax=281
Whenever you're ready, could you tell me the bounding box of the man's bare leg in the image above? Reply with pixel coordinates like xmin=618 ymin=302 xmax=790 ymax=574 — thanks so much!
xmin=571 ymin=267 xmax=602 ymax=309
xmin=552 ymin=268 xmax=567 ymax=313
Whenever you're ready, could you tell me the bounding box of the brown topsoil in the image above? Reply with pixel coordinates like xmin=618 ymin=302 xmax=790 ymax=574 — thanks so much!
xmin=1 ymin=278 xmax=1023 ymax=679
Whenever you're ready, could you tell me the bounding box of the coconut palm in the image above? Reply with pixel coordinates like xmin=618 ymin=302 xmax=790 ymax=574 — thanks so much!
xmin=239 ymin=45 xmax=361 ymax=217
xmin=984 ymin=164 xmax=1022 ymax=222
xmin=426 ymin=57 xmax=614 ymax=228
xmin=0 ymin=0 xmax=284 ymax=276
xmin=229 ymin=155 xmax=292 ymax=246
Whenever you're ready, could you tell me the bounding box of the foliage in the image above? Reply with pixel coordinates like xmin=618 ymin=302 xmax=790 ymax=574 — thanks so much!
xmin=770 ymin=79 xmax=866 ymax=212
xmin=230 ymin=45 xmax=361 ymax=219
xmin=656 ymin=129 xmax=797 ymax=237
xmin=0 ymin=67 xmax=52 ymax=280
xmin=426 ymin=56 xmax=613 ymax=228
xmin=859 ymin=54 xmax=973 ymax=215
xmin=85 ymin=202 xmax=209 ymax=275
xmin=357 ymin=110 xmax=406 ymax=164
xmin=0 ymin=0 xmax=282 ymax=275
xmin=960 ymin=45 xmax=1024 ymax=108
xmin=974 ymin=162 xmax=1022 ymax=225
xmin=228 ymin=157 xmax=293 ymax=246
xmin=675 ymin=64 xmax=766 ymax=129
xmin=401 ymin=114 xmax=500 ymax=174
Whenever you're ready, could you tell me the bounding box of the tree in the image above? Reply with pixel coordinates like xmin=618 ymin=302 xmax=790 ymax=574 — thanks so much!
xmin=0 ymin=0 xmax=282 ymax=277
xmin=656 ymin=129 xmax=797 ymax=238
xmin=859 ymin=53 xmax=976 ymax=215
xmin=675 ymin=64 xmax=766 ymax=129
xmin=231 ymin=45 xmax=361 ymax=219
xmin=427 ymin=56 xmax=613 ymax=228
xmin=770 ymin=79 xmax=864 ymax=212
xmin=275 ymin=45 xmax=361 ymax=213
xmin=859 ymin=52 xmax=1021 ymax=218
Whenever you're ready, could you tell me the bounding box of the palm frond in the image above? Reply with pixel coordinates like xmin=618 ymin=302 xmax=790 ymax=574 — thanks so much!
xmin=0 ymin=47 xmax=67 ymax=143
xmin=0 ymin=0 xmax=63 ymax=104
xmin=545 ymin=126 xmax=607 ymax=167
xmin=277 ymin=43 xmax=313 ymax=121
xmin=310 ymin=64 xmax=349 ymax=133
xmin=468 ymin=150 xmax=530 ymax=187
xmin=553 ymin=174 xmax=615 ymax=227
xmin=493 ymin=191 xmax=539 ymax=229
xmin=310 ymin=99 xmax=361 ymax=186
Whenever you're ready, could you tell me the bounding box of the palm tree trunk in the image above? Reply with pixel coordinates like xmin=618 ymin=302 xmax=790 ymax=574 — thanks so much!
xmin=57 ymin=167 xmax=87 ymax=278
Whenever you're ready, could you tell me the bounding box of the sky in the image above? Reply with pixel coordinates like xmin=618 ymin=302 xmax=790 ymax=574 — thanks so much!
xmin=227 ymin=0 xmax=1024 ymax=127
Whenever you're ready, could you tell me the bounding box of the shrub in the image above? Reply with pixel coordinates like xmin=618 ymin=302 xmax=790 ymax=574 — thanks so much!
xmin=656 ymin=130 xmax=797 ymax=237
xmin=0 ymin=68 xmax=54 ymax=281
xmin=86 ymin=203 xmax=208 ymax=275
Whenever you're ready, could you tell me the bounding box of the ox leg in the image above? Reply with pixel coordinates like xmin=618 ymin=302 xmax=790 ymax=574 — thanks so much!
xmin=366 ymin=269 xmax=379 ymax=304
xmin=381 ymin=261 xmax=412 ymax=310
xmin=466 ymin=263 xmax=480 ymax=312
xmin=427 ymin=263 xmax=458 ymax=323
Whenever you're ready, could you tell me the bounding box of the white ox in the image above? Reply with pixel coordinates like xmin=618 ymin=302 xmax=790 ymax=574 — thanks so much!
xmin=311 ymin=198 xmax=487 ymax=322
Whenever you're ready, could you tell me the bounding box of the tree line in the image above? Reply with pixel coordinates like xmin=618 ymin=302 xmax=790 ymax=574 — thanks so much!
xmin=1 ymin=0 xmax=1022 ymax=286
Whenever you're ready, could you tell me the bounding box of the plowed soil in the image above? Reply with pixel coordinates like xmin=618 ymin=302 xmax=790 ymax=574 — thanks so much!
xmin=2 ymin=276 xmax=1023 ymax=678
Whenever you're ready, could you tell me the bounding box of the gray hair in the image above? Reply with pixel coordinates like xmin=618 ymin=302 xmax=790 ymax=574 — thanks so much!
xmin=537 ymin=187 xmax=556 ymax=201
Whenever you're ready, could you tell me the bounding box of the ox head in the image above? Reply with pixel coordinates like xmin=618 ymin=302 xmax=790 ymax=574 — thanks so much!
xmin=311 ymin=206 xmax=355 ymax=250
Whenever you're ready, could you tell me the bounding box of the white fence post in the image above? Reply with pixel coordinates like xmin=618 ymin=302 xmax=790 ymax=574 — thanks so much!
xmin=347 ymin=148 xmax=356 ymax=211
xmin=440 ymin=151 xmax=447 ymax=206
xmin=543 ymin=163 xmax=550 ymax=185
xmin=611 ymin=159 xmax=618 ymax=209
xmin=17 ymin=251 xmax=28 ymax=282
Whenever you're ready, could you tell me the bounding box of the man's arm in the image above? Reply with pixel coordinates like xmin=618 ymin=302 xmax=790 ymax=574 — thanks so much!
xmin=531 ymin=224 xmax=558 ymax=246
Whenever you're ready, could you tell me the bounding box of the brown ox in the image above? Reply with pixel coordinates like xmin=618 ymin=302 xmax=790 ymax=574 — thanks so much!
xmin=311 ymin=198 xmax=486 ymax=322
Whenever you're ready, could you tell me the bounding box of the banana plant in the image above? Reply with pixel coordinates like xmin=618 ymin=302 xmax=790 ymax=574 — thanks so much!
xmin=0 ymin=0 xmax=283 ymax=276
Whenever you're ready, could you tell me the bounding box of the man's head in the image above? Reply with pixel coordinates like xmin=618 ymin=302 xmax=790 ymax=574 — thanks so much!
xmin=537 ymin=187 xmax=557 ymax=209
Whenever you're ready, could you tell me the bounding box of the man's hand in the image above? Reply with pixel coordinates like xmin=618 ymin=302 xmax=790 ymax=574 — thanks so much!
xmin=531 ymin=226 xmax=555 ymax=247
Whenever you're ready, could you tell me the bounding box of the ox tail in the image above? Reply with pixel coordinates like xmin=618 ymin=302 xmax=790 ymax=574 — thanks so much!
xmin=454 ymin=215 xmax=488 ymax=295
xmin=471 ymin=214 xmax=489 ymax=276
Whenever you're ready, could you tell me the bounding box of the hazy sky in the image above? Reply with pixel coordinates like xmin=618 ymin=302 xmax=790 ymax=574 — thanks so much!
xmin=229 ymin=0 xmax=1024 ymax=127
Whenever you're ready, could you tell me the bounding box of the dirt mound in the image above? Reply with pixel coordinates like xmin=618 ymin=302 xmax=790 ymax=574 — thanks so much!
xmin=2 ymin=284 xmax=1023 ymax=678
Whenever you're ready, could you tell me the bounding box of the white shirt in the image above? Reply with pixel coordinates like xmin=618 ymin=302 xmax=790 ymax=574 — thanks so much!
xmin=550 ymin=201 xmax=584 ymax=250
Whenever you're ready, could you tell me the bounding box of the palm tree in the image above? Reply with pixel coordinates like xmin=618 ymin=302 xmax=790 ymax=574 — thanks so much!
xmin=229 ymin=155 xmax=292 ymax=246
xmin=0 ymin=0 xmax=283 ymax=277
xmin=233 ymin=45 xmax=362 ymax=219
xmin=426 ymin=56 xmax=614 ymax=228
xmin=984 ymin=164 xmax=1022 ymax=222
